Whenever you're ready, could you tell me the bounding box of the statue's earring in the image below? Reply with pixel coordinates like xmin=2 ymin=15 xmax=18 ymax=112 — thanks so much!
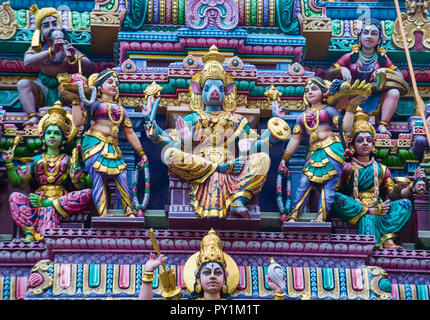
xmin=222 ymin=284 xmax=228 ymax=295
xmin=195 ymin=283 xmax=201 ymax=294
xmin=114 ymin=92 xmax=119 ymax=101
xmin=97 ymin=86 xmax=102 ymax=99
xmin=42 ymin=141 xmax=46 ymax=150
xmin=61 ymin=141 xmax=65 ymax=151
xmin=372 ymin=146 xmax=377 ymax=154
xmin=349 ymin=146 xmax=355 ymax=155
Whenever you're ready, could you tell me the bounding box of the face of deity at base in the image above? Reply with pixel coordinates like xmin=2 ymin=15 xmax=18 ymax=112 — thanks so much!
xmin=198 ymin=262 xmax=226 ymax=295
xmin=44 ymin=124 xmax=63 ymax=150
xmin=40 ymin=16 xmax=61 ymax=42
xmin=305 ymin=82 xmax=323 ymax=106
xmin=101 ymin=75 xmax=119 ymax=99
xmin=354 ymin=132 xmax=373 ymax=157
xmin=359 ymin=24 xmax=381 ymax=53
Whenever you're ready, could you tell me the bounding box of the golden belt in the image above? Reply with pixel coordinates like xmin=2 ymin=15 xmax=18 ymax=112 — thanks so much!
xmin=35 ymin=185 xmax=67 ymax=200
xmin=84 ymin=128 xmax=119 ymax=146
xmin=309 ymin=135 xmax=341 ymax=152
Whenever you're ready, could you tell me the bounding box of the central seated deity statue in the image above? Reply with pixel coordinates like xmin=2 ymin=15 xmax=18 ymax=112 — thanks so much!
xmin=144 ymin=46 xmax=284 ymax=218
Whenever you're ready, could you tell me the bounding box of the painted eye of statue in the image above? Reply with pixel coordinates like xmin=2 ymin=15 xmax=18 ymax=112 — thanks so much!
xmin=203 ymin=85 xmax=209 ymax=92
xmin=214 ymin=269 xmax=223 ymax=277
xmin=356 ymin=137 xmax=364 ymax=143
xmin=219 ymin=85 xmax=224 ymax=93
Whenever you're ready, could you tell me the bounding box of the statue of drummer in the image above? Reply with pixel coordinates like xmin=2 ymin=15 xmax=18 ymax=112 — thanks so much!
xmin=18 ymin=5 xmax=94 ymax=126
xmin=326 ymin=18 xmax=408 ymax=136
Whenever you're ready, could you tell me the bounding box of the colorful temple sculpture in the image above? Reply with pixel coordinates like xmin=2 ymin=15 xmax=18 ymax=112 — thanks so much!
xmin=0 ymin=0 xmax=430 ymax=301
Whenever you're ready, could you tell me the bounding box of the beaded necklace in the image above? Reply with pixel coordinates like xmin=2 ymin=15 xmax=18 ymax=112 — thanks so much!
xmin=357 ymin=51 xmax=378 ymax=74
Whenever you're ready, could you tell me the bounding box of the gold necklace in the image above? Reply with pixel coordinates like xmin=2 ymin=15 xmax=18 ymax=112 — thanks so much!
xmin=42 ymin=153 xmax=65 ymax=184
xmin=106 ymin=102 xmax=124 ymax=134
xmin=302 ymin=109 xmax=320 ymax=143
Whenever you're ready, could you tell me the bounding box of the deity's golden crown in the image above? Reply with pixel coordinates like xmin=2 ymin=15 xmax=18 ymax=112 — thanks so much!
xmin=197 ymin=228 xmax=227 ymax=270
xmin=38 ymin=101 xmax=77 ymax=143
xmin=196 ymin=45 xmax=234 ymax=87
xmin=350 ymin=107 xmax=376 ymax=141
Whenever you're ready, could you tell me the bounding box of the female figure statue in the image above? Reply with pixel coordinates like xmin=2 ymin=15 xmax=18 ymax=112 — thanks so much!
xmin=277 ymin=77 xmax=366 ymax=223
xmin=327 ymin=19 xmax=406 ymax=136
xmin=331 ymin=108 xmax=413 ymax=249
xmin=2 ymin=102 xmax=92 ymax=241
xmin=72 ymin=69 xmax=148 ymax=217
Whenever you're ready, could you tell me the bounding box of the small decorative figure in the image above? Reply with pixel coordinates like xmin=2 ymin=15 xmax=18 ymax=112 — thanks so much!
xmin=275 ymin=77 xmax=368 ymax=223
xmin=326 ymin=18 xmax=407 ymax=136
xmin=142 ymin=46 xmax=288 ymax=218
xmin=18 ymin=5 xmax=94 ymax=126
xmin=331 ymin=108 xmax=414 ymax=250
xmin=72 ymin=70 xmax=147 ymax=217
xmin=2 ymin=102 xmax=92 ymax=241
xmin=139 ymin=228 xmax=239 ymax=300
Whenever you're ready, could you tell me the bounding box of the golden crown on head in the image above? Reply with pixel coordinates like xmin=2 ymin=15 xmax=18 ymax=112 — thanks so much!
xmin=189 ymin=45 xmax=236 ymax=112
xmin=196 ymin=228 xmax=227 ymax=270
xmin=38 ymin=101 xmax=77 ymax=143
xmin=183 ymin=228 xmax=239 ymax=294
xmin=349 ymin=107 xmax=377 ymax=141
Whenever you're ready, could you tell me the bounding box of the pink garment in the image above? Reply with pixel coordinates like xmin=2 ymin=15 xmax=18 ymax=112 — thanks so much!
xmin=9 ymin=189 xmax=92 ymax=236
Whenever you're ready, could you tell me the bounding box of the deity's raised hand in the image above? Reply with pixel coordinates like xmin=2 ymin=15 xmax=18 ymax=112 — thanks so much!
xmin=176 ymin=116 xmax=192 ymax=142
xmin=2 ymin=148 xmax=14 ymax=162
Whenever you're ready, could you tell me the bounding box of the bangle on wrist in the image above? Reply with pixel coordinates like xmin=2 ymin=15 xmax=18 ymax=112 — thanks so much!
xmin=136 ymin=147 xmax=145 ymax=157
xmin=68 ymin=54 xmax=78 ymax=65
xmin=345 ymin=105 xmax=356 ymax=113
xmin=282 ymin=151 xmax=292 ymax=162
xmin=142 ymin=271 xmax=154 ymax=283
xmin=48 ymin=47 xmax=56 ymax=59
xmin=5 ymin=162 xmax=14 ymax=170
xmin=376 ymin=204 xmax=383 ymax=216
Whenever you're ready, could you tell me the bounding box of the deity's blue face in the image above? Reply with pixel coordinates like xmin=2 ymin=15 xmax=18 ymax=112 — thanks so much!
xmin=201 ymin=79 xmax=225 ymax=107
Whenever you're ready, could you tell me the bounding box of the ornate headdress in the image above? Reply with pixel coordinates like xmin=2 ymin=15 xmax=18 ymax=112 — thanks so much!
xmin=183 ymin=228 xmax=239 ymax=294
xmin=29 ymin=4 xmax=62 ymax=49
xmin=303 ymin=77 xmax=331 ymax=107
xmin=38 ymin=101 xmax=77 ymax=143
xmin=197 ymin=228 xmax=227 ymax=269
xmin=189 ymin=45 xmax=236 ymax=112
xmin=349 ymin=107 xmax=377 ymax=141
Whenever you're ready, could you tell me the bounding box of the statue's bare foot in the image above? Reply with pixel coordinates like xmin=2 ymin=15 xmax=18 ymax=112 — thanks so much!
xmin=378 ymin=124 xmax=392 ymax=137
xmin=24 ymin=116 xmax=39 ymax=127
xmin=230 ymin=202 xmax=250 ymax=218
xmin=383 ymin=240 xmax=403 ymax=250
xmin=310 ymin=211 xmax=325 ymax=223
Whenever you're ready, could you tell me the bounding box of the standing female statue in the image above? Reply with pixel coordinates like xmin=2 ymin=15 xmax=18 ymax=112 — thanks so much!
xmin=2 ymin=102 xmax=92 ymax=241
xmin=72 ymin=70 xmax=147 ymax=217
xmin=275 ymin=77 xmax=367 ymax=222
